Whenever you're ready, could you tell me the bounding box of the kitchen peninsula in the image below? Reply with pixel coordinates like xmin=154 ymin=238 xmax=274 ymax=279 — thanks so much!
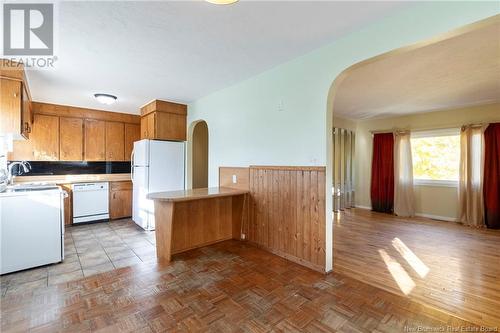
xmin=148 ymin=187 xmax=248 ymax=262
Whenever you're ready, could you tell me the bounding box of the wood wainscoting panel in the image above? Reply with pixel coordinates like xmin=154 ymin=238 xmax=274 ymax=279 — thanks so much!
xmin=248 ymin=166 xmax=326 ymax=272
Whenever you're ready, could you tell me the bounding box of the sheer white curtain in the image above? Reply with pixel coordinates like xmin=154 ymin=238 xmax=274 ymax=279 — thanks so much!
xmin=394 ymin=131 xmax=415 ymax=217
xmin=458 ymin=125 xmax=487 ymax=227
xmin=333 ymin=128 xmax=355 ymax=212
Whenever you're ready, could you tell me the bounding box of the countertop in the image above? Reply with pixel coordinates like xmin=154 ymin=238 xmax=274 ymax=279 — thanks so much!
xmin=147 ymin=187 xmax=249 ymax=202
xmin=13 ymin=173 xmax=131 ymax=185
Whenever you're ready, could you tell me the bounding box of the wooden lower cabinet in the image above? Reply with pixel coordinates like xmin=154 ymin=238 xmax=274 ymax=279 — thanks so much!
xmin=60 ymin=184 xmax=73 ymax=225
xmin=109 ymin=181 xmax=133 ymax=219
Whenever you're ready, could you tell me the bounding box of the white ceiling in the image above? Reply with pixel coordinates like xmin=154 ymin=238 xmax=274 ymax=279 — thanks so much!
xmin=333 ymin=18 xmax=500 ymax=120
xmin=25 ymin=1 xmax=410 ymax=114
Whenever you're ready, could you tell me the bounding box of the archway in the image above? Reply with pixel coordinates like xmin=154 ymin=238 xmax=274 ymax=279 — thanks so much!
xmin=187 ymin=120 xmax=209 ymax=189
xmin=324 ymin=15 xmax=497 ymax=273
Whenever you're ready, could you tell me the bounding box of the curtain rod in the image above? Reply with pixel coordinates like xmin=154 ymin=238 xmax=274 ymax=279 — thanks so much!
xmin=369 ymin=123 xmax=487 ymax=134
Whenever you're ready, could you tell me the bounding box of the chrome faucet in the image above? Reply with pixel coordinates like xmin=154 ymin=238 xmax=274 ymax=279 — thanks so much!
xmin=7 ymin=161 xmax=31 ymax=185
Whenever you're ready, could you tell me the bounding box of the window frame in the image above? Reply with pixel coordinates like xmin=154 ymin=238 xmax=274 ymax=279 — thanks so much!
xmin=410 ymin=128 xmax=460 ymax=187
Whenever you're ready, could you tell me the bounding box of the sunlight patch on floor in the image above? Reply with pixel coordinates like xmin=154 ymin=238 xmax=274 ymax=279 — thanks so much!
xmin=379 ymin=249 xmax=416 ymax=295
xmin=392 ymin=237 xmax=430 ymax=278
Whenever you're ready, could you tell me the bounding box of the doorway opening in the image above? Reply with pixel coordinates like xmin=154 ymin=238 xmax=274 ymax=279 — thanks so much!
xmin=190 ymin=120 xmax=209 ymax=189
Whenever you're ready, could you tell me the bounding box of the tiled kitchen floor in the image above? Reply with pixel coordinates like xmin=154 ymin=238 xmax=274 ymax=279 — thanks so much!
xmin=1 ymin=219 xmax=156 ymax=296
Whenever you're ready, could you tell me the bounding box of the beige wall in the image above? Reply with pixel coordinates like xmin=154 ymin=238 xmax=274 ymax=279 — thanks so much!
xmin=192 ymin=121 xmax=209 ymax=189
xmin=353 ymin=102 xmax=500 ymax=220
xmin=333 ymin=116 xmax=357 ymax=131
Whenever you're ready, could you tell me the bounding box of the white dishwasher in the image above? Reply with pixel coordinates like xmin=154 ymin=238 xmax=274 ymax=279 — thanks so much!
xmin=72 ymin=182 xmax=109 ymax=224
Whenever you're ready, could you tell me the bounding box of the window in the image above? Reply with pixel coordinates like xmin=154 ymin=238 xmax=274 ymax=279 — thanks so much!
xmin=410 ymin=128 xmax=460 ymax=186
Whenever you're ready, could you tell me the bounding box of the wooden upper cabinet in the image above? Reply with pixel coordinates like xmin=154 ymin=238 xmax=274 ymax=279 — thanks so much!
xmin=60 ymin=117 xmax=83 ymax=161
xmin=140 ymin=100 xmax=187 ymax=141
xmin=105 ymin=121 xmax=124 ymax=161
xmin=124 ymin=123 xmax=140 ymax=161
xmin=140 ymin=113 xmax=154 ymax=140
xmin=12 ymin=114 xmax=60 ymax=161
xmin=21 ymin=83 xmax=32 ymax=138
xmin=0 ymin=62 xmax=32 ymax=140
xmin=84 ymin=119 xmax=106 ymax=161
xmin=155 ymin=112 xmax=186 ymax=141
xmin=0 ymin=78 xmax=22 ymax=137
xmin=32 ymin=114 xmax=59 ymax=160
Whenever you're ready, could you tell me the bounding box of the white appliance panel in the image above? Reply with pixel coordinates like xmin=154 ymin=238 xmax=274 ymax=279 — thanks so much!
xmin=131 ymin=140 xmax=185 ymax=230
xmin=133 ymin=139 xmax=150 ymax=167
xmin=1 ymin=190 xmax=63 ymax=274
xmin=72 ymin=182 xmax=109 ymax=223
xmin=149 ymin=140 xmax=185 ymax=193
xmin=132 ymin=166 xmax=151 ymax=230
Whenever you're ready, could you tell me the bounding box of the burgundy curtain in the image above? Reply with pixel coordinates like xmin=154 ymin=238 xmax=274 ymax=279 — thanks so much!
xmin=484 ymin=123 xmax=500 ymax=229
xmin=371 ymin=133 xmax=394 ymax=213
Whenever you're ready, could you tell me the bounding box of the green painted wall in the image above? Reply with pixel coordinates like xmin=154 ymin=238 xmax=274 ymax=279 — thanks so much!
xmin=187 ymin=2 xmax=499 ymax=271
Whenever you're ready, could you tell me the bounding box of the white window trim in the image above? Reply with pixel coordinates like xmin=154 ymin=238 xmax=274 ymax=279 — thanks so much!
xmin=414 ymin=178 xmax=458 ymax=187
xmin=411 ymin=127 xmax=460 ymax=139
xmin=411 ymin=128 xmax=460 ymax=186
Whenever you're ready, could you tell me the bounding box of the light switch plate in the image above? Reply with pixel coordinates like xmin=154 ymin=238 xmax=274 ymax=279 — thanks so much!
xmin=232 ymin=175 xmax=237 ymax=183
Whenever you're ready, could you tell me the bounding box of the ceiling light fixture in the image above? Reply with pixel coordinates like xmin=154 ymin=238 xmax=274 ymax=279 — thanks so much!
xmin=94 ymin=93 xmax=117 ymax=105
xmin=205 ymin=0 xmax=238 ymax=5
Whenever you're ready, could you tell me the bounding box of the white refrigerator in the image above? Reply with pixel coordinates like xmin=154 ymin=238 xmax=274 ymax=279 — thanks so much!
xmin=132 ymin=139 xmax=185 ymax=230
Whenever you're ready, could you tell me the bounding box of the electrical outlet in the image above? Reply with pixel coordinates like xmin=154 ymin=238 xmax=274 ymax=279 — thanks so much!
xmin=232 ymin=175 xmax=237 ymax=183
xmin=277 ymin=99 xmax=284 ymax=112
xmin=241 ymin=233 xmax=246 ymax=240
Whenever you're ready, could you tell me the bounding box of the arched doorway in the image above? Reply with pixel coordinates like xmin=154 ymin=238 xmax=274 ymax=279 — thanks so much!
xmin=324 ymin=15 xmax=496 ymax=273
xmin=189 ymin=120 xmax=209 ymax=189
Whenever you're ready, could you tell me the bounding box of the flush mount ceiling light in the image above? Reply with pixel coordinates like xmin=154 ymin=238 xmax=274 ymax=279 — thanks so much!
xmin=205 ymin=0 xmax=238 ymax=4
xmin=94 ymin=93 xmax=117 ymax=105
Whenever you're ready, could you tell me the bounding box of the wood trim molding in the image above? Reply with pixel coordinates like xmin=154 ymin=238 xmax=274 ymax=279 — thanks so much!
xmin=250 ymin=165 xmax=326 ymax=171
xmin=32 ymin=102 xmax=140 ymax=124
xmin=140 ymin=99 xmax=187 ymax=116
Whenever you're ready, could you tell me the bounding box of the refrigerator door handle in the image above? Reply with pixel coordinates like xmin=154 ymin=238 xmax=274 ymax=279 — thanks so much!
xmin=131 ymin=149 xmax=135 ymax=183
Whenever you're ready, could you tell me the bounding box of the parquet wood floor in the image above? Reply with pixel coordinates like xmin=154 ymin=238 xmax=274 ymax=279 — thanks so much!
xmin=333 ymin=208 xmax=500 ymax=328
xmin=1 ymin=239 xmax=483 ymax=332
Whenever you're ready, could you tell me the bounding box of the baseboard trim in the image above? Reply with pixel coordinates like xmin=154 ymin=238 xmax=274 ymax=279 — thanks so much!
xmin=247 ymin=241 xmax=326 ymax=274
xmin=352 ymin=205 xmax=458 ymax=222
xmin=415 ymin=213 xmax=458 ymax=222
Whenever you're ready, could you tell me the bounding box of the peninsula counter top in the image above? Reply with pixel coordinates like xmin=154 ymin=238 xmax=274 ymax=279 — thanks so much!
xmin=147 ymin=187 xmax=249 ymax=202
xmin=149 ymin=187 xmax=248 ymax=262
